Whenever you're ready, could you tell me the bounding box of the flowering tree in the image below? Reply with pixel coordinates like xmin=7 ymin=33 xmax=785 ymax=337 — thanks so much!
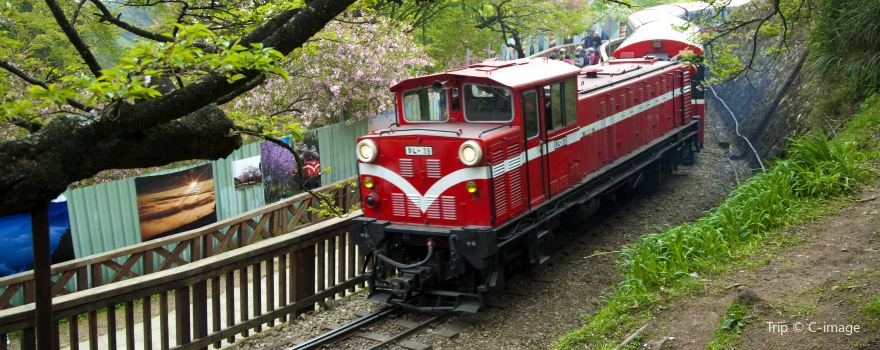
xmin=232 ymin=14 xmax=432 ymax=130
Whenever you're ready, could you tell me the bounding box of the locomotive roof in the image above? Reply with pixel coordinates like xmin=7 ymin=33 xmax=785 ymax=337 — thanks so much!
xmin=367 ymin=122 xmax=518 ymax=139
xmin=614 ymin=16 xmax=703 ymax=59
xmin=390 ymin=59 xmax=581 ymax=91
xmin=576 ymin=59 xmax=678 ymax=93
xmin=627 ymin=5 xmax=688 ymax=28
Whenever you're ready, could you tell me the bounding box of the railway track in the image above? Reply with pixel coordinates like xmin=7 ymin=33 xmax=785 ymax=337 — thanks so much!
xmin=290 ymin=306 xmax=453 ymax=350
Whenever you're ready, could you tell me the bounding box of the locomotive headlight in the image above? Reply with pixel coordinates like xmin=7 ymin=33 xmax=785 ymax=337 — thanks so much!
xmin=458 ymin=141 xmax=483 ymax=166
xmin=356 ymin=139 xmax=378 ymax=163
xmin=363 ymin=176 xmax=374 ymax=189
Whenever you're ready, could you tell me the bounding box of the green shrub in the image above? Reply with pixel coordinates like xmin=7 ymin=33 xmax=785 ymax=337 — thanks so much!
xmin=618 ymin=133 xmax=870 ymax=295
xmin=809 ymin=0 xmax=880 ymax=95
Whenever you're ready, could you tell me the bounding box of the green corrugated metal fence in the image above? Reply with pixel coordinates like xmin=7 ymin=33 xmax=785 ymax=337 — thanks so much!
xmin=64 ymin=117 xmax=369 ymax=262
xmin=66 ymin=142 xmax=265 ymax=259
xmin=317 ymin=119 xmax=369 ymax=185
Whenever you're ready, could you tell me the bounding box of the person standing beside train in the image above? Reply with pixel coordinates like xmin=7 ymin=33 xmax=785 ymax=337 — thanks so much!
xmin=591 ymin=32 xmax=601 ymax=51
xmin=574 ymin=46 xmax=586 ymax=67
xmin=583 ymin=30 xmax=595 ymax=51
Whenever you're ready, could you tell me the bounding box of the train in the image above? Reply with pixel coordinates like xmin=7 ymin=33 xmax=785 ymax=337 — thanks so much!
xmin=351 ymin=3 xmax=716 ymax=313
xmin=624 ymin=0 xmax=753 ymax=37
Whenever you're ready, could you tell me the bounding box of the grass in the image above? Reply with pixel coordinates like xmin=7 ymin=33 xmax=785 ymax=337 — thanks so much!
xmin=777 ymin=299 xmax=817 ymax=318
xmin=706 ymin=301 xmax=754 ymax=350
xmin=554 ymin=94 xmax=880 ymax=350
xmin=859 ymin=297 xmax=880 ymax=331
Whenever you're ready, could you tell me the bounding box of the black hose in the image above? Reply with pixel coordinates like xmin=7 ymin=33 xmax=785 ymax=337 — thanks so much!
xmin=373 ymin=241 xmax=435 ymax=269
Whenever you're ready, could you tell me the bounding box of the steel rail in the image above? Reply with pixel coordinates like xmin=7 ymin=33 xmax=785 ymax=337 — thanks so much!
xmin=289 ymin=306 xmax=397 ymax=350
xmin=364 ymin=311 xmax=452 ymax=350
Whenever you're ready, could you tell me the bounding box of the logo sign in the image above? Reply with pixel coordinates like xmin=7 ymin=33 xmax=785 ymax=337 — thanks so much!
xmin=405 ymin=146 xmax=433 ymax=156
xmin=553 ymin=138 xmax=567 ymax=149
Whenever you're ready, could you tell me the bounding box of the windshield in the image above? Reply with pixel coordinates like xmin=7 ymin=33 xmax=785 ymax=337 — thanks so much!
xmin=463 ymin=84 xmax=513 ymax=122
xmin=402 ymin=87 xmax=448 ymax=122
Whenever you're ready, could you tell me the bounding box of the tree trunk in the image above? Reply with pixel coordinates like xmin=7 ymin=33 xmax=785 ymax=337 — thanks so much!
xmin=511 ymin=33 xmax=526 ymax=58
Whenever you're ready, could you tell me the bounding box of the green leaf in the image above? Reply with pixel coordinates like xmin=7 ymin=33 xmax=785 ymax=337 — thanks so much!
xmin=720 ymin=318 xmax=736 ymax=330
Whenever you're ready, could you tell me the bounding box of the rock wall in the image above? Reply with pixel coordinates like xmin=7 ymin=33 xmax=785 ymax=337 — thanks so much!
xmin=706 ymin=36 xmax=813 ymax=167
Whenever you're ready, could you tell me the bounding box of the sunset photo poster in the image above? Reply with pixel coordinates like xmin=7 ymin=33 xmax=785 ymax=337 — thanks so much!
xmin=135 ymin=164 xmax=217 ymax=241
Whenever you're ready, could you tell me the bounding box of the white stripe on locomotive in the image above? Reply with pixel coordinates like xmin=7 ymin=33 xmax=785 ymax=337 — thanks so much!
xmin=361 ymin=84 xmax=697 ymax=209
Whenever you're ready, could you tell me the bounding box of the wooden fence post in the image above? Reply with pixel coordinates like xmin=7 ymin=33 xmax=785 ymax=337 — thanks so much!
xmin=31 ymin=204 xmax=54 ymax=350
xmin=175 ymin=287 xmax=191 ymax=345
xmin=292 ymin=245 xmax=316 ymax=315
xmin=192 ymin=281 xmax=208 ymax=350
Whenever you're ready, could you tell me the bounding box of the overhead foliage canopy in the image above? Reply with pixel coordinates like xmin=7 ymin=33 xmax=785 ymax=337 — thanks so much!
xmin=0 ymin=0 xmax=360 ymax=215
xmin=374 ymin=0 xmax=594 ymax=69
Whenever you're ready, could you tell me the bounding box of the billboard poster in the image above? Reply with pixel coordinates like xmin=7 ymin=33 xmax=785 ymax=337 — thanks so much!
xmin=135 ymin=164 xmax=217 ymax=241
xmin=0 ymin=195 xmax=75 ymax=277
xmin=260 ymin=138 xmax=322 ymax=204
xmin=260 ymin=141 xmax=297 ymax=204
xmin=232 ymin=156 xmax=262 ymax=189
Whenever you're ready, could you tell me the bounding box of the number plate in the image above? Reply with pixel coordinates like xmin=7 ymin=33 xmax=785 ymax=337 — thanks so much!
xmin=405 ymin=146 xmax=433 ymax=156
xmin=554 ymin=138 xmax=567 ymax=148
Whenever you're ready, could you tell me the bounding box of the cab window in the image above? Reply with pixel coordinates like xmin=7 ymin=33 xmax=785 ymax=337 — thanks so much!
xmin=522 ymin=90 xmax=539 ymax=139
xmin=545 ymin=78 xmax=578 ymax=131
xmin=402 ymin=87 xmax=448 ymax=122
xmin=463 ymin=84 xmax=514 ymax=122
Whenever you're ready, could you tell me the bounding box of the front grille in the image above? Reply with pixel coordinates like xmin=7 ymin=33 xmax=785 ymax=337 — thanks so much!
xmin=406 ymin=196 xmax=421 ymax=218
xmin=392 ymin=193 xmax=457 ymax=222
xmin=441 ymin=196 xmax=457 ymax=220
xmin=399 ymin=159 xmax=414 ymax=177
xmin=491 ymin=142 xmax=526 ymax=219
xmin=426 ymin=195 xmax=441 ymax=219
xmin=493 ymin=175 xmax=508 ymax=217
xmin=507 ymin=144 xmax=524 ymax=209
xmin=426 ymin=159 xmax=442 ymax=178
xmin=392 ymin=193 xmax=406 ymax=217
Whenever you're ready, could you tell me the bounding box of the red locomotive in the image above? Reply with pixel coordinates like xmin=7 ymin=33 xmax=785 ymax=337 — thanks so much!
xmin=352 ymin=20 xmax=706 ymax=313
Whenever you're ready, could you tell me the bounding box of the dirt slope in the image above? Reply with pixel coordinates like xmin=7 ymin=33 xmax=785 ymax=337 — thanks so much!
xmin=638 ymin=182 xmax=880 ymax=350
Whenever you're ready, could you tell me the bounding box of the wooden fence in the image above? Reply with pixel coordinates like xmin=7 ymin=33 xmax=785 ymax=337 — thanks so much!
xmin=0 ymin=209 xmax=366 ymax=349
xmin=0 ymin=177 xmax=359 ymax=312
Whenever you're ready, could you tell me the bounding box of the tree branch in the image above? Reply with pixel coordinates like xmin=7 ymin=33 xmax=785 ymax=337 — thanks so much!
xmin=89 ymin=0 xmax=176 ymax=43
xmin=0 ymin=60 xmax=48 ymax=88
xmin=71 ymin=0 xmax=90 ymax=27
xmin=0 ymin=60 xmax=93 ymax=112
xmin=44 ymin=0 xmax=103 ymax=77
xmin=216 ymin=74 xmax=267 ymax=105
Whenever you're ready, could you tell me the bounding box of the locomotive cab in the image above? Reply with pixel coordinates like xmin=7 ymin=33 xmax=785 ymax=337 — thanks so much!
xmin=356 ymin=59 xmax=580 ymax=227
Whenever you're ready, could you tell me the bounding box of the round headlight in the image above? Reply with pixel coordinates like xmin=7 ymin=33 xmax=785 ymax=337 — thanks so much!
xmin=356 ymin=139 xmax=378 ymax=163
xmin=458 ymin=140 xmax=483 ymax=166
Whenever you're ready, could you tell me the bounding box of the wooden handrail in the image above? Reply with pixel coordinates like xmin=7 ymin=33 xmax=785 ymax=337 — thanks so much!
xmin=0 ymin=212 xmax=359 ymax=330
xmin=0 ymin=209 xmax=368 ymax=349
xmin=0 ymin=176 xmax=359 ymax=309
